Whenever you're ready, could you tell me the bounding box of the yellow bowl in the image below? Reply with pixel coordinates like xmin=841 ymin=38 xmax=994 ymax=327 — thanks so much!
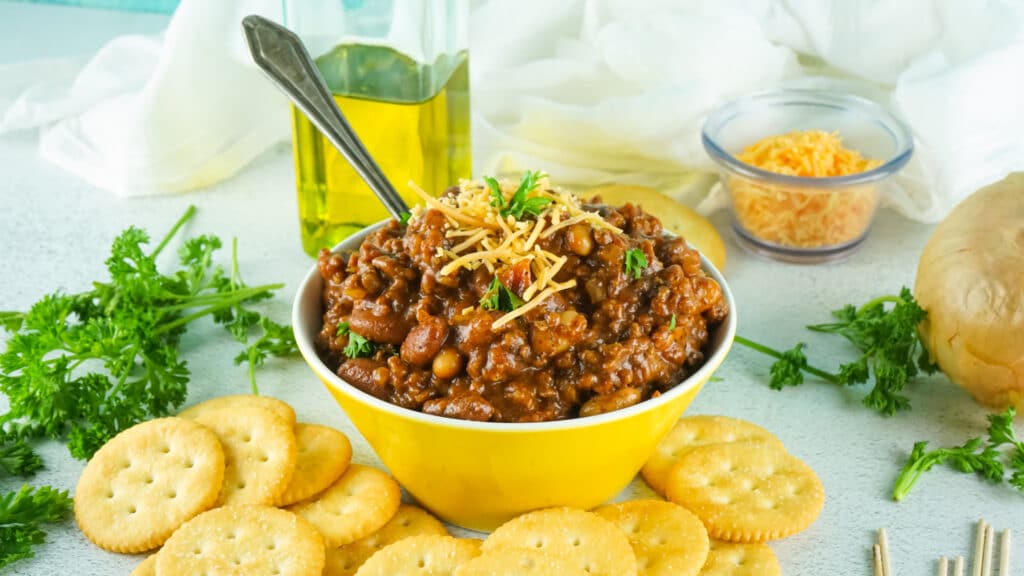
xmin=292 ymin=222 xmax=737 ymax=531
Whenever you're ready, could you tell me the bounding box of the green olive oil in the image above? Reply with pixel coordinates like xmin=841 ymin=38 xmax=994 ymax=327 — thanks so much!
xmin=291 ymin=44 xmax=471 ymax=256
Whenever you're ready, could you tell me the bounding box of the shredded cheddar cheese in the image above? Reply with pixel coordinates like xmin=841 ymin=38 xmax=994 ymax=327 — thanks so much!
xmin=409 ymin=175 xmax=621 ymax=329
xmin=730 ymin=130 xmax=882 ymax=248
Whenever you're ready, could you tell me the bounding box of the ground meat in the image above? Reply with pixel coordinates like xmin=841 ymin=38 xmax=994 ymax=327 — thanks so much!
xmin=316 ymin=203 xmax=728 ymax=422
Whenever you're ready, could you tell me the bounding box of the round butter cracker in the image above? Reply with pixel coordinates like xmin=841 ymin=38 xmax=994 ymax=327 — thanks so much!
xmin=325 ymin=504 xmax=448 ymax=576
xmin=74 ymin=417 xmax=225 ymax=553
xmin=594 ymin=499 xmax=709 ymax=576
xmin=482 ymin=507 xmax=637 ymax=576
xmin=157 ymin=505 xmax=325 ymax=576
xmin=665 ymin=442 xmax=824 ymax=542
xmin=699 ymin=540 xmax=780 ymax=575
xmin=288 ymin=464 xmax=401 ymax=548
xmin=641 ymin=415 xmax=784 ymax=496
xmin=130 ymin=553 xmax=158 ymax=576
xmin=179 ymin=394 xmax=296 ymax=428
xmin=354 ymin=534 xmax=480 ymax=576
xmin=276 ymin=423 xmax=352 ymax=506
xmin=194 ymin=405 xmax=297 ymax=507
xmin=454 ymin=547 xmax=587 ymax=576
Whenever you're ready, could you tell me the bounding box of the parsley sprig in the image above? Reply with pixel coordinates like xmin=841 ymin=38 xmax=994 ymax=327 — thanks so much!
xmin=486 ymin=171 xmax=552 ymax=219
xmin=336 ymin=322 xmax=375 ymax=358
xmin=0 ymin=206 xmax=296 ymax=461
xmin=624 ymin=248 xmax=648 ymax=279
xmin=892 ymin=407 xmax=1024 ymax=500
xmin=0 ymin=438 xmax=43 ymax=478
xmin=734 ymin=288 xmax=936 ymax=415
xmin=0 ymin=485 xmax=73 ymax=569
xmin=480 ymin=277 xmax=523 ymax=313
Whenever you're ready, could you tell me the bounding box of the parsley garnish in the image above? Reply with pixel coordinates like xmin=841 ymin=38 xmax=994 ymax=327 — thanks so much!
xmin=344 ymin=333 xmax=374 ymax=358
xmin=0 ymin=438 xmax=42 ymax=478
xmin=398 ymin=211 xmax=411 ymax=226
xmin=0 ymin=484 xmax=73 ymax=569
xmin=0 ymin=206 xmax=296 ymax=461
xmin=486 ymin=171 xmax=552 ymax=219
xmin=668 ymin=314 xmax=677 ymax=331
xmin=624 ymin=249 xmax=648 ymax=279
xmin=337 ymin=322 xmax=375 ymax=358
xmin=485 ymin=176 xmax=504 ymax=211
xmin=733 ymin=288 xmax=935 ymax=415
xmin=480 ymin=277 xmax=523 ymax=312
xmin=892 ymin=407 xmax=1024 ymax=500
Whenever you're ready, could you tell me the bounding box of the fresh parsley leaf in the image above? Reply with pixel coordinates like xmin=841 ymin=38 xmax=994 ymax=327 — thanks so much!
xmin=218 ymin=238 xmax=298 ymax=394
xmin=399 ymin=211 xmax=412 ymax=226
xmin=485 ymin=176 xmax=504 ymax=210
xmin=480 ymin=277 xmax=523 ymax=313
xmin=988 ymin=407 xmax=1024 ymax=489
xmin=984 ymin=407 xmax=1022 ymax=449
xmin=0 ymin=206 xmax=295 ymax=462
xmin=0 ymin=484 xmax=73 ymax=569
xmin=892 ymin=407 xmax=1024 ymax=501
xmin=511 ymin=196 xmax=553 ymax=219
xmin=233 ymin=317 xmax=297 ymax=395
xmin=344 ymin=332 xmax=375 ymax=359
xmin=668 ymin=314 xmax=677 ymax=331
xmin=808 ymin=288 xmax=933 ymax=415
xmin=733 ymin=288 xmax=934 ymax=415
xmin=623 ymin=249 xmax=648 ymax=279
xmin=768 ymin=343 xmax=809 ymax=390
xmin=0 ymin=438 xmax=43 ymax=478
xmin=488 ymin=171 xmax=551 ymax=219
xmin=336 ymin=321 xmax=374 ymax=358
xmin=0 ymin=312 xmax=24 ymax=333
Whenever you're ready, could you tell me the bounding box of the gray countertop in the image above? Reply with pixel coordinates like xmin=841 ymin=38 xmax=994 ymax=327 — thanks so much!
xmin=1 ymin=3 xmax=1021 ymax=575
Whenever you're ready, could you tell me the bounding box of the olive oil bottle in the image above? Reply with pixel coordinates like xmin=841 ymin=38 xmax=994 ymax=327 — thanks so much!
xmin=291 ymin=44 xmax=471 ymax=255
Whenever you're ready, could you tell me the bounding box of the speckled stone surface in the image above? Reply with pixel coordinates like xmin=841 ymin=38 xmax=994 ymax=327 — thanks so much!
xmin=1 ymin=5 xmax=1021 ymax=575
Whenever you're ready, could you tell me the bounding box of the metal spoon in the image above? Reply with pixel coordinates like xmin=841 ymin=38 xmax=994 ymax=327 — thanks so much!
xmin=242 ymin=15 xmax=410 ymax=219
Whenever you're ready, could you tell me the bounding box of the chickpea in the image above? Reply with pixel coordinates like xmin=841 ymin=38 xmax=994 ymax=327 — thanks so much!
xmin=567 ymin=224 xmax=594 ymax=256
xmin=579 ymin=387 xmax=642 ymax=417
xmin=559 ymin=310 xmax=581 ymax=326
xmin=360 ymin=270 xmax=383 ymax=294
xmin=432 ymin=346 xmax=464 ymax=379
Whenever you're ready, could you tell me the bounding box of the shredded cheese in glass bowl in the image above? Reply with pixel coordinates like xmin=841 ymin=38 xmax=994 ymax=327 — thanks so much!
xmin=702 ymin=90 xmax=913 ymax=264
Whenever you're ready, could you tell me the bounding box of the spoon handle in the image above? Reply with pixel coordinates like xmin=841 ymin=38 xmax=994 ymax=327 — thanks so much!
xmin=242 ymin=15 xmax=410 ymax=219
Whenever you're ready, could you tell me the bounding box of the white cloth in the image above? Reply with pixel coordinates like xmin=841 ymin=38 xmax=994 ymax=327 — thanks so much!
xmin=2 ymin=0 xmax=1023 ymax=221
xmin=0 ymin=0 xmax=287 ymax=196
xmin=471 ymin=0 xmax=1024 ymax=222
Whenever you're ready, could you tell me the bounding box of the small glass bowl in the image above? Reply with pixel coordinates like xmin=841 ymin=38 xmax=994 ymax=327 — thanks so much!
xmin=703 ymin=90 xmax=913 ymax=263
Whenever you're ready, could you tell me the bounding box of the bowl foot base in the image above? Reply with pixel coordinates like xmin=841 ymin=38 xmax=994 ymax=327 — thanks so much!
xmin=732 ymin=225 xmax=868 ymax=264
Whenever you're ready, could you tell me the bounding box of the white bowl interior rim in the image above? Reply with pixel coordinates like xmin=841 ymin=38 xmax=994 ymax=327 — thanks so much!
xmin=293 ymin=220 xmax=738 ymax=433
